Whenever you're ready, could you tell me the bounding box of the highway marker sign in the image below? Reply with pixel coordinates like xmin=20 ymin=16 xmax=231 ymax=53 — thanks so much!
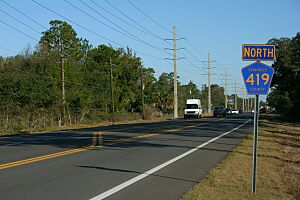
xmin=241 ymin=62 xmax=274 ymax=95
xmin=242 ymin=44 xmax=275 ymax=61
xmin=241 ymin=43 xmax=275 ymax=194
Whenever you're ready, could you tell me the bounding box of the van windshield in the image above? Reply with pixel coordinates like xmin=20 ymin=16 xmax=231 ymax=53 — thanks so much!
xmin=186 ymin=104 xmax=198 ymax=109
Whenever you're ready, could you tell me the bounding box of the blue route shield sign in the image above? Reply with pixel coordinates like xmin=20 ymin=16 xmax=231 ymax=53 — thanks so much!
xmin=241 ymin=62 xmax=274 ymax=95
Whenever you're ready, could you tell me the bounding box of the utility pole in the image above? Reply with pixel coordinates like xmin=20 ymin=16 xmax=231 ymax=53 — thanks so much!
xmin=242 ymin=96 xmax=245 ymax=111
xmin=173 ymin=26 xmax=178 ymax=119
xmin=243 ymin=90 xmax=247 ymax=111
xmin=60 ymin=48 xmax=65 ymax=127
xmin=140 ymin=66 xmax=145 ymax=120
xmin=234 ymin=79 xmax=237 ymax=110
xmin=202 ymin=53 xmax=215 ymax=113
xmin=164 ymin=26 xmax=185 ymax=118
xmin=110 ymin=57 xmax=115 ymax=124
xmin=224 ymin=68 xmax=228 ymax=108
xmin=247 ymin=98 xmax=250 ymax=112
xmin=208 ymin=53 xmax=212 ymax=113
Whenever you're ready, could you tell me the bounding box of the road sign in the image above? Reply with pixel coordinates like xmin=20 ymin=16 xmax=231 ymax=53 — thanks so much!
xmin=241 ymin=62 xmax=274 ymax=95
xmin=242 ymin=44 xmax=275 ymax=61
xmin=241 ymin=43 xmax=275 ymax=194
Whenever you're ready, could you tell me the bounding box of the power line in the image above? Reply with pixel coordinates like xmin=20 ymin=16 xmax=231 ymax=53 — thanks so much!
xmin=31 ymin=0 xmax=166 ymax=61
xmin=123 ymin=1 xmax=209 ymax=80
xmin=0 ymin=8 xmax=40 ymax=34
xmin=65 ymin=0 xmax=149 ymax=49
xmin=90 ymin=0 xmax=171 ymax=45
xmin=89 ymin=0 xmax=144 ymax=34
xmin=0 ymin=19 xmax=38 ymax=41
xmin=0 ymin=0 xmax=47 ymax=29
xmin=126 ymin=0 xmax=173 ymax=35
xmin=99 ymin=0 xmax=204 ymax=83
xmin=74 ymin=0 xmax=170 ymax=55
xmin=1 ymin=1 xmax=166 ymax=70
xmin=121 ymin=1 xmax=207 ymax=75
xmin=2 ymin=1 xmax=207 ymax=93
xmin=104 ymin=0 xmax=171 ymax=44
xmin=162 ymin=59 xmax=199 ymax=86
xmin=101 ymin=0 xmax=207 ymax=81
xmin=182 ymin=48 xmax=206 ymax=65
xmin=123 ymin=1 xmax=222 ymax=83
xmin=11 ymin=63 xmax=199 ymax=93
xmin=32 ymin=0 xmax=122 ymax=46
xmin=0 ymin=46 xmax=18 ymax=54
xmin=64 ymin=0 xmax=136 ymax=41
xmin=184 ymin=39 xmax=207 ymax=58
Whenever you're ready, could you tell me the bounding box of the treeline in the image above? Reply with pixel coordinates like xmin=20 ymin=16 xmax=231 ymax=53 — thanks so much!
xmin=267 ymin=32 xmax=300 ymax=119
xmin=0 ymin=20 xmax=203 ymax=130
xmin=0 ymin=20 xmax=245 ymax=131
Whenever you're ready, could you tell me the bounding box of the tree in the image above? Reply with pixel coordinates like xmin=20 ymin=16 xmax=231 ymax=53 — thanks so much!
xmin=267 ymin=32 xmax=300 ymax=118
xmin=201 ymin=84 xmax=225 ymax=111
xmin=39 ymin=20 xmax=83 ymax=59
xmin=39 ymin=20 xmax=92 ymax=124
xmin=153 ymin=73 xmax=174 ymax=112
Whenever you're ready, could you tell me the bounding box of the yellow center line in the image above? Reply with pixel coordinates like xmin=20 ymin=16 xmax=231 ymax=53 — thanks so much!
xmin=104 ymin=133 xmax=159 ymax=144
xmin=0 ymin=145 xmax=98 ymax=170
xmin=107 ymin=126 xmax=148 ymax=132
xmin=162 ymin=122 xmax=209 ymax=132
xmin=0 ymin=119 xmax=224 ymax=170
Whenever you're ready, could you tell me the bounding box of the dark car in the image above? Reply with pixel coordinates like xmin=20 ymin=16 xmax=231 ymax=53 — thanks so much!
xmin=226 ymin=108 xmax=232 ymax=115
xmin=260 ymin=107 xmax=267 ymax=113
xmin=213 ymin=106 xmax=226 ymax=117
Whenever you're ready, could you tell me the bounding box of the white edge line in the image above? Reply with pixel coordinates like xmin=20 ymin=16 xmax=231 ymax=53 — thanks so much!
xmin=90 ymin=119 xmax=251 ymax=200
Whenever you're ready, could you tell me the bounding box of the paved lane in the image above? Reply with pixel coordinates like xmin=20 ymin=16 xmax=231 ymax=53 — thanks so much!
xmin=0 ymin=114 xmax=252 ymax=200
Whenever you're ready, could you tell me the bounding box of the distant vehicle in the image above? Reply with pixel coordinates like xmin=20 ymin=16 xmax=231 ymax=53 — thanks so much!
xmin=184 ymin=99 xmax=202 ymax=119
xmin=260 ymin=107 xmax=267 ymax=113
xmin=213 ymin=106 xmax=226 ymax=117
xmin=232 ymin=109 xmax=239 ymax=114
xmin=226 ymin=108 xmax=232 ymax=115
xmin=238 ymin=109 xmax=243 ymax=113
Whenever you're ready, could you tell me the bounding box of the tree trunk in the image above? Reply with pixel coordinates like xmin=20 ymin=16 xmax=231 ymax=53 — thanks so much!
xmin=68 ymin=110 xmax=72 ymax=125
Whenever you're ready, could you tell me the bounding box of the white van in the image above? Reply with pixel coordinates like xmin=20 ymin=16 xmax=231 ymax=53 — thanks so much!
xmin=184 ymin=99 xmax=202 ymax=119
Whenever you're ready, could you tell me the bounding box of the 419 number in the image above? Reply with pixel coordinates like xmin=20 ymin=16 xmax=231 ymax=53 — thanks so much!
xmin=246 ymin=73 xmax=270 ymax=85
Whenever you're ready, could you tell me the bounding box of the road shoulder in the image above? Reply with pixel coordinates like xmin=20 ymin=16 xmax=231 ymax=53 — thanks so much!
xmin=181 ymin=114 xmax=300 ymax=200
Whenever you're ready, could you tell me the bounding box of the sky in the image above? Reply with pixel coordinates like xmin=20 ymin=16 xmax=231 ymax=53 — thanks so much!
xmin=0 ymin=0 xmax=299 ymax=100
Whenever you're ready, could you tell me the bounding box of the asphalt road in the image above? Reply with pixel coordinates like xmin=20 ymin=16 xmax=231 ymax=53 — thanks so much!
xmin=0 ymin=113 xmax=252 ymax=200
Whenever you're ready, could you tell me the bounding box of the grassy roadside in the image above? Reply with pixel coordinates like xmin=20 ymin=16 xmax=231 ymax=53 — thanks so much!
xmin=0 ymin=112 xmax=214 ymax=137
xmin=0 ymin=117 xmax=167 ymax=137
xmin=182 ymin=114 xmax=300 ymax=200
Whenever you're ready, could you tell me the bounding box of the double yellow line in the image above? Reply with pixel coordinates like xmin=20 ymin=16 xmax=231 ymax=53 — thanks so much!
xmin=0 ymin=119 xmax=222 ymax=170
xmin=0 ymin=134 xmax=159 ymax=170
xmin=162 ymin=123 xmax=208 ymax=132
xmin=104 ymin=133 xmax=159 ymax=144
xmin=0 ymin=146 xmax=94 ymax=170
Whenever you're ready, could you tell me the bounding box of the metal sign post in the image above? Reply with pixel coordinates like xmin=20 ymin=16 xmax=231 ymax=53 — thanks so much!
xmin=241 ymin=44 xmax=275 ymax=194
xmin=252 ymin=94 xmax=259 ymax=193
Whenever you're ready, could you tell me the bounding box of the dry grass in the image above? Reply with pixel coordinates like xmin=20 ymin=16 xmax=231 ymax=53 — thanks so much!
xmin=0 ymin=113 xmax=213 ymax=136
xmin=182 ymin=114 xmax=300 ymax=200
xmin=0 ymin=117 xmax=167 ymax=136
